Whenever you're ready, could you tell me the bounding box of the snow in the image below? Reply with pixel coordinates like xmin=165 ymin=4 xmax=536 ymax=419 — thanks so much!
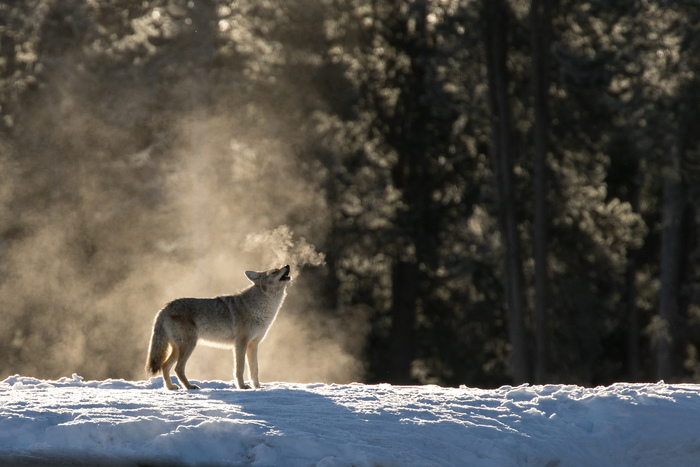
xmin=2 ymin=375 xmax=700 ymax=466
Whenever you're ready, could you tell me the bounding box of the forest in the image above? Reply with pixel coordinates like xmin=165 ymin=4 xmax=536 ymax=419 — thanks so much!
xmin=0 ymin=0 xmax=698 ymax=388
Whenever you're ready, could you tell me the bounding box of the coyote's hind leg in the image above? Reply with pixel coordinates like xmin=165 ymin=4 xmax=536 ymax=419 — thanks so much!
xmin=174 ymin=343 xmax=200 ymax=390
xmin=161 ymin=347 xmax=180 ymax=390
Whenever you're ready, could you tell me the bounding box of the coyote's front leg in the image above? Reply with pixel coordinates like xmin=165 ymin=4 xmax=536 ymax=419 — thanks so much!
xmin=234 ymin=340 xmax=251 ymax=389
xmin=247 ymin=339 xmax=261 ymax=389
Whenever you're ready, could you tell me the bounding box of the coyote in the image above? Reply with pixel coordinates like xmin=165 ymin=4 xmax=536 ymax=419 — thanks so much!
xmin=146 ymin=265 xmax=291 ymax=390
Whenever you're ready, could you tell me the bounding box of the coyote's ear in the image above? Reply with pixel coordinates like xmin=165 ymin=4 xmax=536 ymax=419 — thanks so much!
xmin=245 ymin=270 xmax=262 ymax=284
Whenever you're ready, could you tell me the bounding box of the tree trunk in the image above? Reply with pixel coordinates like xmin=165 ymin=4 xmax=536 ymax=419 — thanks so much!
xmin=530 ymin=0 xmax=551 ymax=384
xmin=626 ymin=175 xmax=640 ymax=382
xmin=485 ymin=0 xmax=529 ymax=384
xmin=625 ymin=163 xmax=641 ymax=382
xmin=388 ymin=261 xmax=419 ymax=384
xmin=656 ymin=108 xmax=691 ymax=382
xmin=385 ymin=1 xmax=432 ymax=385
xmin=657 ymin=178 xmax=686 ymax=381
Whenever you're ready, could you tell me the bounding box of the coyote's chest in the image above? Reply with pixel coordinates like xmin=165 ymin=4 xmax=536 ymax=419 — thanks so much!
xmin=241 ymin=295 xmax=284 ymax=337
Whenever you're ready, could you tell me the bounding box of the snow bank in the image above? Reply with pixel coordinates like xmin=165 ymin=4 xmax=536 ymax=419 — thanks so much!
xmin=2 ymin=375 xmax=700 ymax=466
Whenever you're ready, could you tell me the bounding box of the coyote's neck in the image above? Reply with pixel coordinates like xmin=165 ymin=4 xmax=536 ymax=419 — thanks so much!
xmin=244 ymin=285 xmax=287 ymax=317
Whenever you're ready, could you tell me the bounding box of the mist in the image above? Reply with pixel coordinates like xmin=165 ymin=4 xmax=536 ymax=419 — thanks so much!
xmin=4 ymin=0 xmax=687 ymax=387
xmin=0 ymin=0 xmax=364 ymax=385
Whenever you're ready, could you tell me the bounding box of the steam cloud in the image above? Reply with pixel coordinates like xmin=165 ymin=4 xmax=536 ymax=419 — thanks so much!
xmin=242 ymin=225 xmax=326 ymax=272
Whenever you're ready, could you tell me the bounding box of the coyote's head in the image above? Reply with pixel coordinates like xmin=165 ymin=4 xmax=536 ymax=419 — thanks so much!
xmin=245 ymin=265 xmax=292 ymax=290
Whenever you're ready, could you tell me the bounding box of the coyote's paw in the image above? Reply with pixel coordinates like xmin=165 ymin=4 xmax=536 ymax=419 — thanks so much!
xmin=187 ymin=384 xmax=201 ymax=390
xmin=165 ymin=384 xmax=180 ymax=390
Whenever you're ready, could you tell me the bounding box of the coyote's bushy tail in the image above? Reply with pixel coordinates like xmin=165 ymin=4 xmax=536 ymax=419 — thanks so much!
xmin=146 ymin=313 xmax=170 ymax=375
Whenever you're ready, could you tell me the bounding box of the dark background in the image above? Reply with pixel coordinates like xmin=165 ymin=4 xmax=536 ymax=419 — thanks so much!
xmin=0 ymin=0 xmax=698 ymax=387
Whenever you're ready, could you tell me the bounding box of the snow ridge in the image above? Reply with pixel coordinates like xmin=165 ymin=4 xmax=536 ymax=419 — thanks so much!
xmin=2 ymin=375 xmax=700 ymax=466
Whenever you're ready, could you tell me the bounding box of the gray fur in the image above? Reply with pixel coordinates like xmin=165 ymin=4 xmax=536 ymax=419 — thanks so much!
xmin=145 ymin=265 xmax=291 ymax=390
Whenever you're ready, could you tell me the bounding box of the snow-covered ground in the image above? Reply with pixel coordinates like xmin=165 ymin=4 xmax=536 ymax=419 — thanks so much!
xmin=2 ymin=375 xmax=700 ymax=466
